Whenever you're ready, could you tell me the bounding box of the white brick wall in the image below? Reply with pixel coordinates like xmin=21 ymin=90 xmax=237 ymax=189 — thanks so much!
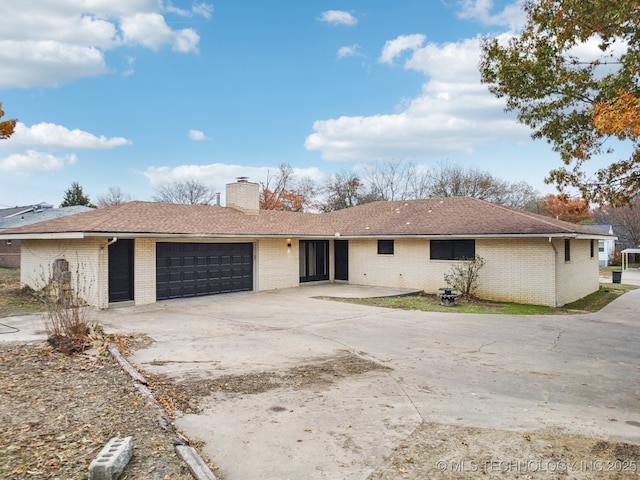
xmin=256 ymin=238 xmax=299 ymax=290
xmin=346 ymin=237 xmax=598 ymax=307
xmin=134 ymin=238 xmax=156 ymax=306
xmin=21 ymin=238 xmax=106 ymax=308
xmin=555 ymin=238 xmax=599 ymax=306
xmin=21 ymin=235 xmax=600 ymax=308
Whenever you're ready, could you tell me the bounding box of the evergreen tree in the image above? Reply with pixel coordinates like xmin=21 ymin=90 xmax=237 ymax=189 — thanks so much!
xmin=60 ymin=182 xmax=96 ymax=208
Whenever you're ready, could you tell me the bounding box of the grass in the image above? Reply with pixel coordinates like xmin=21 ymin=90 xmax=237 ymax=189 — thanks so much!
xmin=321 ymin=282 xmax=637 ymax=315
xmin=0 ymin=267 xmax=46 ymax=317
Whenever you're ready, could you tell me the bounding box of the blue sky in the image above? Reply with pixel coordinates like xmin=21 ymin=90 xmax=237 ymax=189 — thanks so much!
xmin=0 ymin=0 xmax=564 ymax=207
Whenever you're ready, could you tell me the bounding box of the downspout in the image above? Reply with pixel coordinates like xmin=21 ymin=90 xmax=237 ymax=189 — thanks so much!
xmin=102 ymin=237 xmax=118 ymax=309
xmin=549 ymin=237 xmax=558 ymax=307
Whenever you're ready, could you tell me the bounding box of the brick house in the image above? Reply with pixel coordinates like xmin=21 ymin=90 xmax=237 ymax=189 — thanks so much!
xmin=0 ymin=180 xmax=613 ymax=308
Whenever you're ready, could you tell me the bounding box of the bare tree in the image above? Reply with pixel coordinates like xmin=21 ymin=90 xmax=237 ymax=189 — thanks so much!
xmin=96 ymin=187 xmax=133 ymax=208
xmin=426 ymin=163 xmax=540 ymax=210
xmin=152 ymin=179 xmax=217 ymax=205
xmin=593 ymin=196 xmax=640 ymax=249
xmin=322 ymin=171 xmax=365 ymax=212
xmin=361 ymin=160 xmax=430 ymax=201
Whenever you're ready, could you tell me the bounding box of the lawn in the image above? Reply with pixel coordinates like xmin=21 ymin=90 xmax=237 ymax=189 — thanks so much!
xmin=0 ymin=267 xmax=46 ymax=317
xmin=322 ymin=283 xmax=637 ymax=315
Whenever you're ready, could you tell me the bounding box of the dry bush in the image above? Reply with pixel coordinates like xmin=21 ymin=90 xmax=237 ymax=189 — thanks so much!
xmin=40 ymin=259 xmax=94 ymax=354
xmin=443 ymin=254 xmax=485 ymax=299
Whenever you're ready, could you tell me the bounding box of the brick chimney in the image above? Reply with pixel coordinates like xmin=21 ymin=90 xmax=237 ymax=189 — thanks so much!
xmin=226 ymin=177 xmax=259 ymax=215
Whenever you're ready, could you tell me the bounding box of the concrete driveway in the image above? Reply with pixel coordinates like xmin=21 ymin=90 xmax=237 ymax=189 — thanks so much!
xmin=93 ymin=286 xmax=640 ymax=478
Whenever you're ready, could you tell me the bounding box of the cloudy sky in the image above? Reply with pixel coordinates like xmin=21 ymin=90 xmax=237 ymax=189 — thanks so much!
xmin=0 ymin=0 xmax=561 ymax=207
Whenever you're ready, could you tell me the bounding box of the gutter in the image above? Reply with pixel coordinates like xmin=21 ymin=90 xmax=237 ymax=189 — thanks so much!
xmin=549 ymin=237 xmax=559 ymax=307
xmin=0 ymin=232 xmax=85 ymax=240
xmin=0 ymin=231 xmax=616 ymax=241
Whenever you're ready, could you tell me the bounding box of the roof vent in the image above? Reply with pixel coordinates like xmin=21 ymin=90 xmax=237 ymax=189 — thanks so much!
xmin=236 ymin=176 xmax=249 ymax=183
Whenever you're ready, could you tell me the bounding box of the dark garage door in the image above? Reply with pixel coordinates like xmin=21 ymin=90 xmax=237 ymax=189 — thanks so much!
xmin=156 ymin=242 xmax=253 ymax=300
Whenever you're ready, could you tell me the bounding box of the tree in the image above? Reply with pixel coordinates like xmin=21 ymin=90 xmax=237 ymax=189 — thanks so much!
xmin=259 ymin=163 xmax=319 ymax=211
xmin=535 ymin=194 xmax=592 ymax=223
xmin=480 ymin=0 xmax=640 ymax=206
xmin=321 ymin=171 xmax=378 ymax=212
xmin=0 ymin=102 xmax=17 ymax=140
xmin=96 ymin=186 xmax=133 ymax=208
xmin=593 ymin=195 xmax=640 ymax=248
xmin=152 ymin=179 xmax=217 ymax=205
xmin=425 ymin=163 xmax=540 ymax=209
xmin=60 ymin=182 xmax=96 ymax=208
xmin=361 ymin=160 xmax=430 ymax=201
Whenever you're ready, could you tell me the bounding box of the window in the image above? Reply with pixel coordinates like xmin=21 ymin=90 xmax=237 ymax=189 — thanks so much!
xmin=598 ymin=240 xmax=605 ymax=252
xmin=377 ymin=240 xmax=394 ymax=255
xmin=430 ymin=239 xmax=475 ymax=260
xmin=564 ymin=239 xmax=571 ymax=262
xmin=5 ymin=240 xmax=11 ymax=246
xmin=590 ymin=240 xmax=594 ymax=258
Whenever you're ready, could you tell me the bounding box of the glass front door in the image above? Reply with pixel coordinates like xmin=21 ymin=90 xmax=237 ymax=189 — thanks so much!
xmin=299 ymin=240 xmax=329 ymax=282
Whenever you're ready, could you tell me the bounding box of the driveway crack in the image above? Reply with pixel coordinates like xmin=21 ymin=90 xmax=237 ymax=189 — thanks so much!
xmin=465 ymin=340 xmax=496 ymax=354
xmin=549 ymin=329 xmax=565 ymax=351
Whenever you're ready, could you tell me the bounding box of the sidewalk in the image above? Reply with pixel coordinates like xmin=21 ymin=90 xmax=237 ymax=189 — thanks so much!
xmin=621 ymin=267 xmax=640 ymax=286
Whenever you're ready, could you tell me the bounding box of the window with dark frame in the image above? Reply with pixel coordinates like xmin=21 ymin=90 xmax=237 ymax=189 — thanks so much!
xmin=565 ymin=239 xmax=571 ymax=262
xmin=377 ymin=239 xmax=394 ymax=255
xmin=590 ymin=240 xmax=594 ymax=258
xmin=430 ymin=239 xmax=475 ymax=260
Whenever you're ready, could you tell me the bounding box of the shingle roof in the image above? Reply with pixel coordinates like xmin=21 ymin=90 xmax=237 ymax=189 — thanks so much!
xmin=0 ymin=198 xmax=612 ymax=238
xmin=0 ymin=206 xmax=93 ymax=230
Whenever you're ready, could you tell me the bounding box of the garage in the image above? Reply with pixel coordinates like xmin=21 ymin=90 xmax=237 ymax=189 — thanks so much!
xmin=156 ymin=242 xmax=253 ymax=300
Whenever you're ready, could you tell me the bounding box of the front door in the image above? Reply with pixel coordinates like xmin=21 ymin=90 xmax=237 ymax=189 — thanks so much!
xmin=334 ymin=240 xmax=348 ymax=281
xmin=299 ymin=240 xmax=329 ymax=283
xmin=108 ymin=239 xmax=134 ymax=303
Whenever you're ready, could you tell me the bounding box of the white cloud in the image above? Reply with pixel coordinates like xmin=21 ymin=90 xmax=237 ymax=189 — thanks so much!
xmin=337 ymin=44 xmax=362 ymax=59
xmin=0 ymin=0 xmax=211 ymax=88
xmin=120 ymin=13 xmax=200 ymax=52
xmin=318 ymin=10 xmax=358 ymax=26
xmin=7 ymin=122 xmax=131 ymax=150
xmin=0 ymin=41 xmax=109 ymax=89
xmin=457 ymin=0 xmax=526 ymax=29
xmin=188 ymin=129 xmax=207 ymax=141
xmin=379 ymin=34 xmax=426 ymax=64
xmin=0 ymin=122 xmax=130 ymax=176
xmin=305 ymin=34 xmax=531 ymax=161
xmin=0 ymin=151 xmax=77 ymax=175
xmin=165 ymin=2 xmax=213 ymax=19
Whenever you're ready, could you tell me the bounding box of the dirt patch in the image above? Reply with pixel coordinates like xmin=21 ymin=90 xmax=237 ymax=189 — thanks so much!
xmin=144 ymin=350 xmax=389 ymax=416
xmin=367 ymin=422 xmax=640 ymax=479
xmin=0 ymin=341 xmax=202 ymax=480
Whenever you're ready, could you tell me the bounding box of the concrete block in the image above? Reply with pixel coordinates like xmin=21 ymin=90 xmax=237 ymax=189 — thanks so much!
xmin=89 ymin=436 xmax=133 ymax=480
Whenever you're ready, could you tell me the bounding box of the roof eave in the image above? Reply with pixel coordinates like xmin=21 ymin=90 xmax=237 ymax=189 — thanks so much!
xmin=0 ymin=232 xmax=85 ymax=240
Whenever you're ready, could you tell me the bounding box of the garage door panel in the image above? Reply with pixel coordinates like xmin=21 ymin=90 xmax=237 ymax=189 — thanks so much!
xmin=156 ymin=242 xmax=253 ymax=300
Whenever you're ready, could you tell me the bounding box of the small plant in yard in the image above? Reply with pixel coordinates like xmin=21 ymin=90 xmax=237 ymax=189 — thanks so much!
xmin=443 ymin=254 xmax=485 ymax=299
xmin=40 ymin=258 xmax=95 ymax=354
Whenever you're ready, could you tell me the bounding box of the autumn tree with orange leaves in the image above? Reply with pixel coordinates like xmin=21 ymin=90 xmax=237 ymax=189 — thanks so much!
xmin=480 ymin=0 xmax=640 ymax=206
xmin=259 ymin=163 xmax=318 ymax=212
xmin=0 ymin=103 xmax=17 ymax=140
xmin=536 ymin=194 xmax=592 ymax=223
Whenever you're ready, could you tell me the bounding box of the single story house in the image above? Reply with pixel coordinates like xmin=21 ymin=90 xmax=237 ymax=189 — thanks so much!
xmin=0 ymin=203 xmax=92 ymax=267
xmin=0 ymin=180 xmax=614 ymax=308
xmin=590 ymin=225 xmax=616 ymax=266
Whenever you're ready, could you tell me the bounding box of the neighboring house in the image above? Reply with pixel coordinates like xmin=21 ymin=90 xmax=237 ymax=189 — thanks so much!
xmin=0 ymin=180 xmax=614 ymax=308
xmin=0 ymin=204 xmax=93 ymax=268
xmin=590 ymin=225 xmax=616 ymax=266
